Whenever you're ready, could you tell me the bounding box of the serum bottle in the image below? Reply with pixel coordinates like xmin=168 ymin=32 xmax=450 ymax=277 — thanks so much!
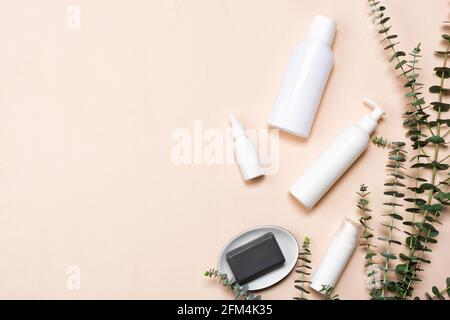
xmin=290 ymin=98 xmax=385 ymax=208
xmin=310 ymin=218 xmax=361 ymax=293
xmin=269 ymin=15 xmax=336 ymax=137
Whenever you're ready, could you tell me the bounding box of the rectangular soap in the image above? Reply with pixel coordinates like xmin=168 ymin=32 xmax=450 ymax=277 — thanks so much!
xmin=225 ymin=232 xmax=285 ymax=285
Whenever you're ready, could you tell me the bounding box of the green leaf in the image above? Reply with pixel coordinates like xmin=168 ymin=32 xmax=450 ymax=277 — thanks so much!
xmin=446 ymin=278 xmax=450 ymax=296
xmin=420 ymin=183 xmax=436 ymax=190
xmin=395 ymin=60 xmax=407 ymax=69
xmin=384 ymin=191 xmax=405 ymax=198
xmin=384 ymin=42 xmax=399 ymax=50
xmin=365 ymin=252 xmax=376 ymax=259
xmin=426 ymin=136 xmax=445 ymax=144
xmin=411 ymin=97 xmax=425 ymax=106
xmin=388 ymin=213 xmax=404 ymax=220
xmin=431 ymin=101 xmax=450 ymax=112
xmin=432 ymin=286 xmax=443 ymax=299
xmin=294 ymin=285 xmax=310 ymax=294
xmin=389 ymin=155 xmax=406 ymax=161
xmin=359 ymin=199 xmax=369 ymax=205
xmin=435 ymin=67 xmax=450 ymax=78
xmin=389 ymin=51 xmax=406 ymax=62
xmin=379 ymin=26 xmax=392 ymax=34
xmin=415 ymin=222 xmax=439 ymax=238
xmin=379 ymin=17 xmax=391 ymax=25
xmin=430 ymin=85 xmax=450 ymax=94
xmin=399 ymin=253 xmax=413 ymax=261
xmin=385 ymin=182 xmax=406 ymax=187
xmin=426 ymin=161 xmax=449 ymax=170
xmin=395 ymin=264 xmax=407 ymax=275
xmin=383 ymin=202 xmax=403 ymax=207
xmin=389 ymin=239 xmax=402 ymax=245
xmin=404 ymin=198 xmax=426 ymax=205
xmin=381 ymin=252 xmax=397 ymax=260
xmin=380 ymin=35 xmax=397 ymax=43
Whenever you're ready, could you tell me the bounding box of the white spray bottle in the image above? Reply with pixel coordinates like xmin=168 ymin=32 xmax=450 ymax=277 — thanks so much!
xmin=290 ymin=98 xmax=385 ymax=209
xmin=229 ymin=114 xmax=264 ymax=181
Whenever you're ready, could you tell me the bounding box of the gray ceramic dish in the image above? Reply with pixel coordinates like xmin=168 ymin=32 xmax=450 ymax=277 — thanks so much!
xmin=217 ymin=225 xmax=299 ymax=291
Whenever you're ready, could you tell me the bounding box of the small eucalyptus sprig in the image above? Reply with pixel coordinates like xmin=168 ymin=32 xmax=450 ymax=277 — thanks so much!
xmin=426 ymin=278 xmax=450 ymax=300
xmin=357 ymin=184 xmax=380 ymax=297
xmin=204 ymin=268 xmax=261 ymax=300
xmin=417 ymin=277 xmax=450 ymax=300
xmin=293 ymin=237 xmax=312 ymax=300
xmin=320 ymin=285 xmax=340 ymax=300
xmin=372 ymin=136 xmax=392 ymax=149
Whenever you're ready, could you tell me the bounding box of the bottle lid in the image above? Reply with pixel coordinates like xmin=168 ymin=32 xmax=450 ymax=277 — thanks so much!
xmin=335 ymin=218 xmax=361 ymax=245
xmin=306 ymin=15 xmax=337 ymax=46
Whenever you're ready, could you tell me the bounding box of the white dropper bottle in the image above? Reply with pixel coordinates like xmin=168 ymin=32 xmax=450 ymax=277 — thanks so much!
xmin=230 ymin=114 xmax=264 ymax=181
xmin=290 ymin=98 xmax=385 ymax=208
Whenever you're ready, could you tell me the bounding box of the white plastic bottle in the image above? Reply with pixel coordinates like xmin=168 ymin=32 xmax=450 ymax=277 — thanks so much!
xmin=310 ymin=218 xmax=361 ymax=293
xmin=268 ymin=15 xmax=336 ymax=138
xmin=229 ymin=114 xmax=264 ymax=181
xmin=289 ymin=98 xmax=385 ymax=209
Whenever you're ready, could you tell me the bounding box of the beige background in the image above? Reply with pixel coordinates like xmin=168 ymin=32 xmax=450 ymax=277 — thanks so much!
xmin=0 ymin=0 xmax=448 ymax=299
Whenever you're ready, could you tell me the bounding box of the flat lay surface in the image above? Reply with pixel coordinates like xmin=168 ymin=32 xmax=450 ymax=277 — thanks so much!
xmin=0 ymin=0 xmax=449 ymax=299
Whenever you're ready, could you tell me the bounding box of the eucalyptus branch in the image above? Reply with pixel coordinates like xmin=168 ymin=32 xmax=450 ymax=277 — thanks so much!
xmin=357 ymin=184 xmax=380 ymax=297
xmin=204 ymin=268 xmax=261 ymax=300
xmin=400 ymin=33 xmax=450 ymax=299
xmin=293 ymin=237 xmax=312 ymax=300
xmin=376 ymin=141 xmax=406 ymax=299
xmin=368 ymin=0 xmax=450 ymax=299
xmin=372 ymin=136 xmax=392 ymax=148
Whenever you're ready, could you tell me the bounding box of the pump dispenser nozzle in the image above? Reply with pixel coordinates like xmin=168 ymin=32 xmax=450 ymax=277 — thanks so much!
xmin=358 ymin=98 xmax=386 ymax=134
xmin=363 ymin=97 xmax=385 ymax=121
xmin=289 ymin=97 xmax=386 ymax=208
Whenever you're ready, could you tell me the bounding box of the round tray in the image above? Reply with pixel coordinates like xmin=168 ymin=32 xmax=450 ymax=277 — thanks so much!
xmin=217 ymin=225 xmax=299 ymax=291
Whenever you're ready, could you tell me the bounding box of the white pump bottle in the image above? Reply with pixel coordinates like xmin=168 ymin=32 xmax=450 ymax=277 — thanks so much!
xmin=290 ymin=98 xmax=385 ymax=209
xmin=310 ymin=218 xmax=361 ymax=293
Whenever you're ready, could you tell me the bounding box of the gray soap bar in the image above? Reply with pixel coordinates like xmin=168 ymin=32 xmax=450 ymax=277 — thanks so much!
xmin=226 ymin=232 xmax=285 ymax=285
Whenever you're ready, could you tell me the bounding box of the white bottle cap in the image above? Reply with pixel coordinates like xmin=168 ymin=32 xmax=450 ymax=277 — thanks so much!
xmin=306 ymin=15 xmax=337 ymax=46
xmin=229 ymin=114 xmax=264 ymax=181
xmin=358 ymin=98 xmax=386 ymax=134
xmin=335 ymin=217 xmax=362 ymax=244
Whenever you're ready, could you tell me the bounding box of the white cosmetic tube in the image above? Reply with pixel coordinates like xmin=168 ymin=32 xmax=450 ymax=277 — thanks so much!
xmin=310 ymin=218 xmax=361 ymax=293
